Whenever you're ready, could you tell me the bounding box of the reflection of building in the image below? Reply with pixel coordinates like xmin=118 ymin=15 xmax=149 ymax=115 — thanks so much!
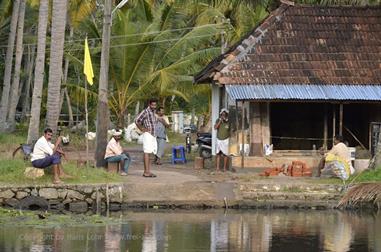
xmin=210 ymin=219 xmax=229 ymax=252
xmin=322 ymin=213 xmax=353 ymax=252
xmin=250 ymin=215 xmax=271 ymax=252
xmin=105 ymin=225 xmax=121 ymax=252
xmin=142 ymin=222 xmax=157 ymax=252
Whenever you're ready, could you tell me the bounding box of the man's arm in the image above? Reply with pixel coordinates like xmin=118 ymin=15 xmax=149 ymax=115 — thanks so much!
xmin=158 ymin=117 xmax=170 ymax=128
xmin=214 ymin=118 xmax=222 ymax=130
xmin=135 ymin=110 xmax=148 ymax=132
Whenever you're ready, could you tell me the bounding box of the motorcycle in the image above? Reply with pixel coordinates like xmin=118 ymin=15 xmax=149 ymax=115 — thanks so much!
xmin=196 ymin=132 xmax=212 ymax=159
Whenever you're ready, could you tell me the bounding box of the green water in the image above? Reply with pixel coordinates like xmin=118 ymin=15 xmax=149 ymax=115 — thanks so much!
xmin=0 ymin=209 xmax=380 ymax=252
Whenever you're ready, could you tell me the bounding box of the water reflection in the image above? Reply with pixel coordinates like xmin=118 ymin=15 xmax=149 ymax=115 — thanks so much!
xmin=0 ymin=210 xmax=380 ymax=252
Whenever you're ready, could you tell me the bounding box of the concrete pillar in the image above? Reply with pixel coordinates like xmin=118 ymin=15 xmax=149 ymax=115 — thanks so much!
xmin=211 ymin=85 xmax=220 ymax=156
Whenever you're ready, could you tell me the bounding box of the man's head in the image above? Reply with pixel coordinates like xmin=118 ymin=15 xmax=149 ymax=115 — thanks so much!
xmin=148 ymin=98 xmax=158 ymax=111
xmin=334 ymin=135 xmax=343 ymax=145
xmin=157 ymin=106 xmax=164 ymax=116
xmin=220 ymin=108 xmax=229 ymax=119
xmin=44 ymin=128 xmax=53 ymax=141
xmin=113 ymin=129 xmax=123 ymax=141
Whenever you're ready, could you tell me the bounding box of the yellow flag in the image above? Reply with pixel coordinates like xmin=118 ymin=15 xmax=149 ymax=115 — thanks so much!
xmin=83 ymin=37 xmax=94 ymax=85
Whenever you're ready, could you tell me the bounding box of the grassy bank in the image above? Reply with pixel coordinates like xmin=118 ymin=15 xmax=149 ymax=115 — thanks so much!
xmin=0 ymin=159 xmax=122 ymax=185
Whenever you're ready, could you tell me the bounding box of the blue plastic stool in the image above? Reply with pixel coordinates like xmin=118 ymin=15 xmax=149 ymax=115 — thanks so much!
xmin=171 ymin=145 xmax=187 ymax=164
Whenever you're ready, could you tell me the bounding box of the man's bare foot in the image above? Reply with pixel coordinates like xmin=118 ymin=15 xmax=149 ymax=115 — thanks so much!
xmin=60 ymin=173 xmax=73 ymax=179
xmin=53 ymin=179 xmax=63 ymax=184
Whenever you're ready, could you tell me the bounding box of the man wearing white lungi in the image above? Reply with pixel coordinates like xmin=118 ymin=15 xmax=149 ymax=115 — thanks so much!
xmin=214 ymin=108 xmax=230 ymax=172
xmin=135 ymin=99 xmax=158 ymax=178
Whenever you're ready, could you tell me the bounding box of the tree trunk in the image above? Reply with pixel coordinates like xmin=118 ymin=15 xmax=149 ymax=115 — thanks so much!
xmin=21 ymin=45 xmax=35 ymax=122
xmin=134 ymin=101 xmax=140 ymax=118
xmin=59 ymin=26 xmax=74 ymax=127
xmin=0 ymin=0 xmax=20 ymax=131
xmin=7 ymin=0 xmax=26 ymax=131
xmin=45 ymin=0 xmax=68 ymax=133
xmin=95 ymin=0 xmax=112 ymax=167
xmin=27 ymin=0 xmax=49 ymax=144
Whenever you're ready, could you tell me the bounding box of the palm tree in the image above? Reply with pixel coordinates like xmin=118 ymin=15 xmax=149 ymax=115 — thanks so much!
xmin=7 ymin=0 xmax=26 ymax=131
xmin=0 ymin=0 xmax=20 ymax=131
xmin=45 ymin=0 xmax=68 ymax=133
xmin=27 ymin=0 xmax=49 ymax=143
xmin=106 ymin=1 xmax=222 ymax=127
xmin=95 ymin=0 xmax=112 ymax=167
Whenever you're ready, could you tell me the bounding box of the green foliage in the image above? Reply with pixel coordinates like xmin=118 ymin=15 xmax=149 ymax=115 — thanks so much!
xmin=349 ymin=168 xmax=381 ymax=183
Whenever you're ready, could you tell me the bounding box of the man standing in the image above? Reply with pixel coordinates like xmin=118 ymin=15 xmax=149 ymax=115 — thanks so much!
xmin=214 ymin=108 xmax=230 ymax=172
xmin=155 ymin=107 xmax=170 ymax=165
xmin=104 ymin=130 xmax=130 ymax=176
xmin=135 ymin=99 xmax=158 ymax=177
xmin=31 ymin=128 xmax=71 ymax=184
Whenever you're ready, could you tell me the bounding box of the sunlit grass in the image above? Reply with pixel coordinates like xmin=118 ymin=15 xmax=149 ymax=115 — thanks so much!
xmin=0 ymin=159 xmax=122 ymax=185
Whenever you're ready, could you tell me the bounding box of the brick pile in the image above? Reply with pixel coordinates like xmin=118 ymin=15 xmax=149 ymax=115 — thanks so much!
xmin=259 ymin=161 xmax=312 ymax=177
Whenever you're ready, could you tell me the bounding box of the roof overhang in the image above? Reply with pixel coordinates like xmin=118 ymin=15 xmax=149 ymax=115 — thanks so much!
xmin=226 ymin=84 xmax=381 ymax=101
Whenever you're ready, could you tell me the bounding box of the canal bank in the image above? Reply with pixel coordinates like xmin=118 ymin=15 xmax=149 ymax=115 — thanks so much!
xmin=0 ymin=167 xmax=347 ymax=212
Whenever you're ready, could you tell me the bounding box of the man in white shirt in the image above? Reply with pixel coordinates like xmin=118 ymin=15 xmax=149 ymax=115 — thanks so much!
xmin=31 ymin=128 xmax=71 ymax=184
xmin=104 ymin=130 xmax=130 ymax=176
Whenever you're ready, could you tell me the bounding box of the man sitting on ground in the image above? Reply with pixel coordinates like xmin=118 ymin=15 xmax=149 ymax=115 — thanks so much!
xmin=104 ymin=130 xmax=130 ymax=176
xmin=30 ymin=128 xmax=72 ymax=184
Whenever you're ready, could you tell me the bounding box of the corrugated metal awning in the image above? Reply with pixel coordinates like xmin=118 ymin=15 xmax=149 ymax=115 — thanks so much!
xmin=225 ymin=84 xmax=381 ymax=101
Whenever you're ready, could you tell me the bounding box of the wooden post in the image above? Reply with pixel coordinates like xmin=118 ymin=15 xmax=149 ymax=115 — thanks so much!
xmin=251 ymin=102 xmax=262 ymax=156
xmin=333 ymin=104 xmax=336 ymax=142
xmin=262 ymin=102 xmax=271 ymax=146
xmin=85 ymin=79 xmax=89 ymax=169
xmin=235 ymin=101 xmax=239 ymax=155
xmin=241 ymin=101 xmax=245 ymax=169
xmin=339 ymin=103 xmax=343 ymax=136
xmin=323 ymin=105 xmax=328 ymax=149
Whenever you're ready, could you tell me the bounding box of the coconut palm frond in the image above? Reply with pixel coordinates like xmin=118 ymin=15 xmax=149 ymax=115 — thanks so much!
xmin=337 ymin=183 xmax=381 ymax=209
xmin=174 ymin=47 xmax=221 ymax=68
xmin=69 ymin=0 xmax=96 ymax=28
xmin=66 ymin=83 xmax=98 ymax=105
xmin=156 ymin=24 xmax=219 ymax=69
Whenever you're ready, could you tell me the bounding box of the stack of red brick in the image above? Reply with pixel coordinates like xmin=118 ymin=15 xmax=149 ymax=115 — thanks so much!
xmin=259 ymin=161 xmax=312 ymax=177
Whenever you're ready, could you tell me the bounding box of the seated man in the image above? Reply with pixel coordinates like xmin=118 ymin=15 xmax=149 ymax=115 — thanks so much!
xmin=104 ymin=130 xmax=130 ymax=176
xmin=319 ymin=135 xmax=354 ymax=181
xmin=31 ymin=128 xmax=71 ymax=184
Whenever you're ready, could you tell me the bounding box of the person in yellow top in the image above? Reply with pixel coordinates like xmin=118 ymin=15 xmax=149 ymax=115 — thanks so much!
xmin=319 ymin=135 xmax=354 ymax=180
xmin=104 ymin=130 xmax=130 ymax=176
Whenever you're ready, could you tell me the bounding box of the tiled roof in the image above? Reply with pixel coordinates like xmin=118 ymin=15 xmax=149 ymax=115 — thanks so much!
xmin=194 ymin=3 xmax=381 ymax=85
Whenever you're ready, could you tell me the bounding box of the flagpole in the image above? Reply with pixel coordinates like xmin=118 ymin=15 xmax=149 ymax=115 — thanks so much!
xmin=83 ymin=35 xmax=93 ymax=169
xmin=85 ymin=79 xmax=89 ymax=169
